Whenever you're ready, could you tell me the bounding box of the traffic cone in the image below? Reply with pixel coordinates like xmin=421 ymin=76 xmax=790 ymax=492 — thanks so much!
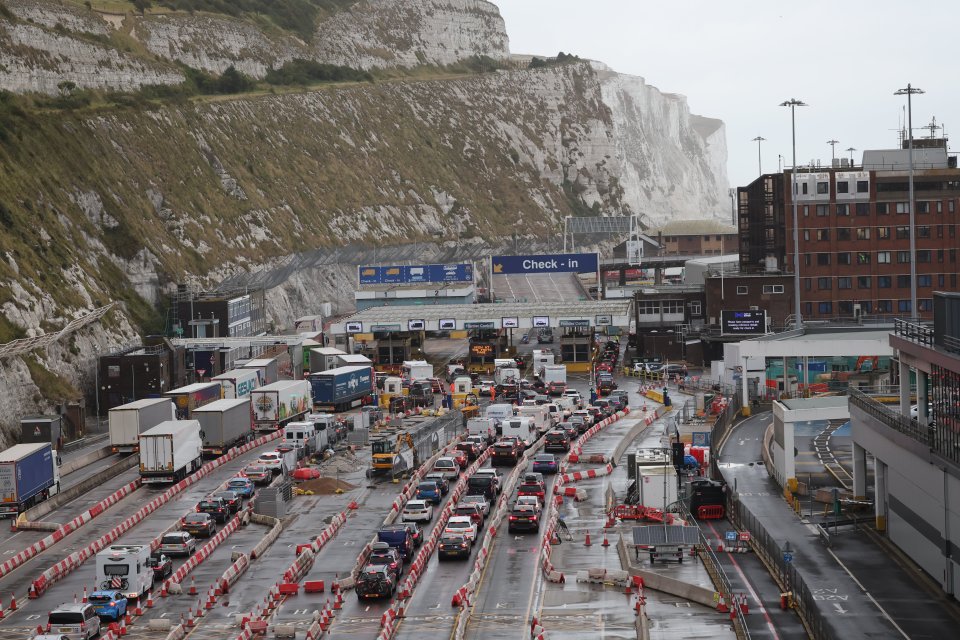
xmin=740 ymin=593 xmax=749 ymax=615
xmin=160 ymin=581 xmax=169 ymax=597
xmin=12 ymin=594 xmax=19 ymax=609
xmin=601 ymin=531 xmax=610 ymax=547
xmin=74 ymin=593 xmax=78 ymax=604
xmin=195 ymin=600 xmax=204 ymax=618
xmin=716 ymin=593 xmax=728 ymax=613
xmin=716 ymin=538 xmax=724 ymax=553
xmin=83 ymin=585 xmax=88 ymax=603
xmin=0 ymin=597 xmax=4 ymax=619
xmin=584 ymin=531 xmax=592 ymax=546
xmin=146 ymin=594 xmax=154 ymax=608
xmin=135 ymin=603 xmax=143 ymax=616
xmin=189 ymin=576 xmax=197 ymax=596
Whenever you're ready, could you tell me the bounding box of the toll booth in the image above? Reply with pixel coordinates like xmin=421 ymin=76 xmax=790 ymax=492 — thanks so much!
xmin=375 ymin=334 xmax=412 ymax=374
xmin=559 ymin=327 xmax=594 ymax=373
xmin=468 ymin=329 xmax=509 ymax=373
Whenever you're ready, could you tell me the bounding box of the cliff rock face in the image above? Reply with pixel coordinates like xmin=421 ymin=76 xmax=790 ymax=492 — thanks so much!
xmin=0 ymin=0 xmax=727 ymax=447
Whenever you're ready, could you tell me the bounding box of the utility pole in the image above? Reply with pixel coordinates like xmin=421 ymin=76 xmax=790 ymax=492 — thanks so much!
xmin=894 ymin=84 xmax=924 ymax=321
xmin=752 ymin=136 xmax=766 ymax=175
xmin=780 ymin=99 xmax=807 ymax=330
xmin=846 ymin=147 xmax=856 ymax=165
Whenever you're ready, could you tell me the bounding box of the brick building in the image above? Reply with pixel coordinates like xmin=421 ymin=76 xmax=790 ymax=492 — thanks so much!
xmin=648 ymin=220 xmax=738 ymax=256
xmin=737 ymin=139 xmax=959 ymax=321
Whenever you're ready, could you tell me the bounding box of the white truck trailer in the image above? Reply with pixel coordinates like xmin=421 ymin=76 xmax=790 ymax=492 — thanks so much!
xmin=192 ymin=398 xmax=252 ymax=456
xmin=138 ymin=420 xmax=203 ymax=484
xmin=108 ymin=398 xmax=176 ymax=454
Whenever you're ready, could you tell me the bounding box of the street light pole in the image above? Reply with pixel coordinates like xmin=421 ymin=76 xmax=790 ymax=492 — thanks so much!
xmin=752 ymin=136 xmax=766 ymax=175
xmin=894 ymin=84 xmax=924 ymax=321
xmin=780 ymin=99 xmax=807 ymax=329
xmin=827 ymin=139 xmax=839 ymax=163
xmin=846 ymin=147 xmax=857 ymax=165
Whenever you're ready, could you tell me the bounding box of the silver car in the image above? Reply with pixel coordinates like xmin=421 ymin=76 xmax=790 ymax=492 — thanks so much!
xmin=159 ymin=531 xmax=197 ymax=557
xmin=46 ymin=604 xmax=100 ymax=640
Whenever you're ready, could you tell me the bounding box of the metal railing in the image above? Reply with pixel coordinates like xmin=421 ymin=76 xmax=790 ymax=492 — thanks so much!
xmin=893 ymin=318 xmax=934 ymax=346
xmin=727 ymin=497 xmax=833 ymax=640
xmin=0 ymin=303 xmax=116 ymax=360
xmin=848 ymin=389 xmax=931 ymax=447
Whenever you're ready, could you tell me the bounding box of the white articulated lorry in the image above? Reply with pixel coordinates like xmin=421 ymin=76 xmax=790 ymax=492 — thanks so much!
xmin=138 ymin=420 xmax=203 ymax=484
xmin=192 ymin=398 xmax=252 ymax=456
xmin=108 ymin=398 xmax=176 ymax=454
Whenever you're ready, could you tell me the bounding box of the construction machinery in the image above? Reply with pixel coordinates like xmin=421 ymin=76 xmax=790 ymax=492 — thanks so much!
xmin=370 ymin=433 xmax=417 ymax=478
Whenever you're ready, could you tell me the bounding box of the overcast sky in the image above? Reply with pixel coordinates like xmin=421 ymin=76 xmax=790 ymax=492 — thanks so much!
xmin=495 ymin=0 xmax=959 ymax=193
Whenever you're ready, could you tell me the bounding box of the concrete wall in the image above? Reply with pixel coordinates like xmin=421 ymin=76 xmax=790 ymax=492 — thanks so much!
xmin=852 ymin=404 xmax=960 ymax=595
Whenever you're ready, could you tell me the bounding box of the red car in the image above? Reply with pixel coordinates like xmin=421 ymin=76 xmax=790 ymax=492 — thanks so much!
xmin=452 ymin=450 xmax=469 ymax=468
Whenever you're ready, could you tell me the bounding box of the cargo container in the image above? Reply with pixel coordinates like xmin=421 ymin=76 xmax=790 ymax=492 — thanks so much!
xmin=241 ymin=358 xmax=279 ymax=385
xmin=0 ymin=443 xmax=60 ymax=517
xmin=337 ymin=354 xmax=374 ymax=368
xmin=309 ymin=365 xmax=374 ymax=413
xmin=138 ymin=420 xmax=203 ymax=484
xmin=164 ymin=382 xmax=222 ymax=419
xmin=211 ymin=368 xmax=261 ymax=399
xmin=108 ymin=398 xmax=176 ymax=454
xmin=192 ymin=398 xmax=252 ymax=456
xmin=308 ymin=347 xmax=346 ymax=375
xmin=250 ymin=380 xmax=311 ymax=432
xmin=20 ymin=415 xmax=63 ymax=449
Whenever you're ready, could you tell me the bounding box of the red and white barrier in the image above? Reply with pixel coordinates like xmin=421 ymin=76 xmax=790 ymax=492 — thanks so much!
xmin=29 ymin=431 xmax=281 ymax=599
xmin=217 ymin=553 xmax=249 ymax=595
xmin=1 ymin=478 xmax=140 ymax=581
xmin=167 ymin=510 xmax=243 ymax=587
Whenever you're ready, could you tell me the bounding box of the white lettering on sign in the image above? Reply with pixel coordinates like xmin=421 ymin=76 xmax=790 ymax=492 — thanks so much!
xmin=523 ymin=259 xmax=559 ymax=270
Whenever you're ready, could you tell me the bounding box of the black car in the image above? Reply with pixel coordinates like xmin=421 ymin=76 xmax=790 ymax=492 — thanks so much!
xmin=557 ymin=422 xmax=578 ymax=440
xmin=213 ymin=490 xmax=242 ymax=513
xmin=146 ymin=552 xmax=172 ymax=581
xmin=544 ymin=430 xmax=570 ymax=452
xmin=367 ymin=543 xmax=402 ymax=582
xmin=181 ymin=513 xmax=216 ymax=538
xmin=466 ymin=475 xmax=498 ymax=499
xmin=438 ymin=534 xmax=472 ymax=560
xmin=196 ymin=497 xmax=230 ymax=523
xmin=356 ymin=566 xmax=396 ymax=600
xmin=507 ymin=505 xmax=540 ymax=532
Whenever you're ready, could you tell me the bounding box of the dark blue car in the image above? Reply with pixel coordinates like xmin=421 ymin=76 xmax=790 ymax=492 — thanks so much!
xmin=532 ymin=453 xmax=558 ymax=474
xmin=226 ymin=477 xmax=255 ymax=499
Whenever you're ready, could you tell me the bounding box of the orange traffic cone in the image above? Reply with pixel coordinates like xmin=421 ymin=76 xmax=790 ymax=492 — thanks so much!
xmin=82 ymin=585 xmax=88 ymax=603
xmin=601 ymin=531 xmax=610 ymax=547
xmin=189 ymin=576 xmax=197 ymax=596
xmin=584 ymin=531 xmax=592 ymax=546
xmin=146 ymin=594 xmax=155 ymax=608
xmin=716 ymin=593 xmax=729 ymax=613
xmin=740 ymin=593 xmax=749 ymax=615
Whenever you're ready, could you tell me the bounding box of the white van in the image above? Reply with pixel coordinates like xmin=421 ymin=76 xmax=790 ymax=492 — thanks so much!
xmin=516 ymin=405 xmax=551 ymax=435
xmin=466 ymin=417 xmax=497 ymax=443
xmin=284 ymin=421 xmax=319 ymax=455
xmin=95 ymin=544 xmax=152 ymax=600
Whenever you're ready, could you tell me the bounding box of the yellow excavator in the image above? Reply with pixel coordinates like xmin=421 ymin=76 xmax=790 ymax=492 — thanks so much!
xmin=369 ymin=433 xmax=417 ymax=477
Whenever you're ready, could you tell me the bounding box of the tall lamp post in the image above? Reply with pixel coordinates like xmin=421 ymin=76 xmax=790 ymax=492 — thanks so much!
xmin=894 ymin=84 xmax=923 ymax=321
xmin=846 ymin=147 xmax=857 ymax=165
xmin=780 ymin=99 xmax=807 ymax=329
xmin=827 ymin=139 xmax=839 ymax=163
xmin=752 ymin=136 xmax=766 ymax=175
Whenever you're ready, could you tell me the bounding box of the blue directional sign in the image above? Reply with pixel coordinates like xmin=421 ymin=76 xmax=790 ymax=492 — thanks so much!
xmin=783 ymin=552 xmax=793 ymax=563
xmin=491 ymin=253 xmax=599 ymax=275
xmin=358 ymin=263 xmax=473 ymax=285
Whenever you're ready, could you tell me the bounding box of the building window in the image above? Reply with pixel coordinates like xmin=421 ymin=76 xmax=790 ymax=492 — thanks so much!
xmin=950 ymin=248 xmax=956 ymax=262
xmin=939 ymin=249 xmax=945 ymax=263
xmin=856 ymin=202 xmax=870 ymax=216
xmin=878 ymin=227 xmax=890 ymax=239
xmin=836 ymin=203 xmax=849 ymax=216
xmin=762 ymin=284 xmax=785 ymax=294
xmin=898 ymin=300 xmax=912 ymax=313
xmin=818 ymin=277 xmax=831 ymax=290
xmin=877 ymin=251 xmax=891 ymax=263
xmin=937 ymin=225 xmax=944 ymax=238
xmin=838 ymin=228 xmax=851 ymax=241
xmin=896 ymin=202 xmax=909 ymax=214
xmin=816 ymin=204 xmax=829 ymax=216
xmin=817 ymin=182 xmax=829 ymax=194
xmin=862 ymin=301 xmax=873 ymax=314
xmin=917 ymin=201 xmax=930 ymax=214
xmin=804 ymin=302 xmax=812 ymax=316
xmin=877 ymin=300 xmax=893 ymax=313
xmin=804 ymin=278 xmax=812 ymax=291
xmin=856 ymin=228 xmax=870 ymax=240
xmin=919 ymin=299 xmax=932 ymax=312
xmin=802 ymin=182 xmax=809 ymax=195
xmin=877 ymin=202 xmax=889 ymax=215
xmin=918 ymin=275 xmax=932 ymax=287
xmin=857 ymin=276 xmax=871 ymax=289
xmin=818 ymin=302 xmax=833 ymax=314
xmin=817 ymin=229 xmax=830 ymax=241
xmin=897 ymin=251 xmax=911 ymax=263
xmin=939 ymin=274 xmax=946 ymax=286
xmin=837 ymin=181 xmax=849 ymax=194
xmin=803 ymin=205 xmax=809 ymax=217
xmin=895 ymin=226 xmax=910 ymax=239
xmin=638 ymin=300 xmax=660 ymax=314
xmin=857 ymin=252 xmax=870 ymax=264
xmin=896 ymin=275 xmax=910 ymax=288
xmin=839 ymin=301 xmax=854 ymax=314
xmin=804 ymin=254 xmax=811 ymax=266
xmin=950 ymin=200 xmax=956 ymax=213
xmin=951 ymin=226 xmax=956 ymax=239
xmin=703 ymin=235 xmax=711 ymax=241
xmin=878 ymin=276 xmax=891 ymax=288
xmin=838 ymin=252 xmax=852 ymax=265
xmin=936 ymin=201 xmax=943 ymax=213
xmin=663 ymin=300 xmax=684 ymax=314
xmin=817 ymin=253 xmax=831 ymax=266
xmin=736 ymin=286 xmax=748 ymax=295
xmin=803 ymin=230 xmax=810 ymax=241
xmin=838 ymin=277 xmax=852 ymax=289
xmin=917 ymin=250 xmax=932 ymax=263
xmin=857 ymin=180 xmax=869 ymax=193
xmin=690 ymin=301 xmax=702 ymax=315
xmin=918 ymin=226 xmax=930 ymax=238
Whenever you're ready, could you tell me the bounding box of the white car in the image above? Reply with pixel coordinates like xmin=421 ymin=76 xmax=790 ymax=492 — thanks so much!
xmin=563 ymin=390 xmax=582 ymax=406
xmin=256 ymin=451 xmax=285 ymax=473
xmin=478 ymin=380 xmax=495 ymax=394
xmin=401 ymin=499 xmax=434 ymax=523
xmin=515 ymin=495 xmax=542 ymax=514
xmin=444 ymin=516 xmax=478 ymax=544
xmin=432 ymin=457 xmax=460 ymax=479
